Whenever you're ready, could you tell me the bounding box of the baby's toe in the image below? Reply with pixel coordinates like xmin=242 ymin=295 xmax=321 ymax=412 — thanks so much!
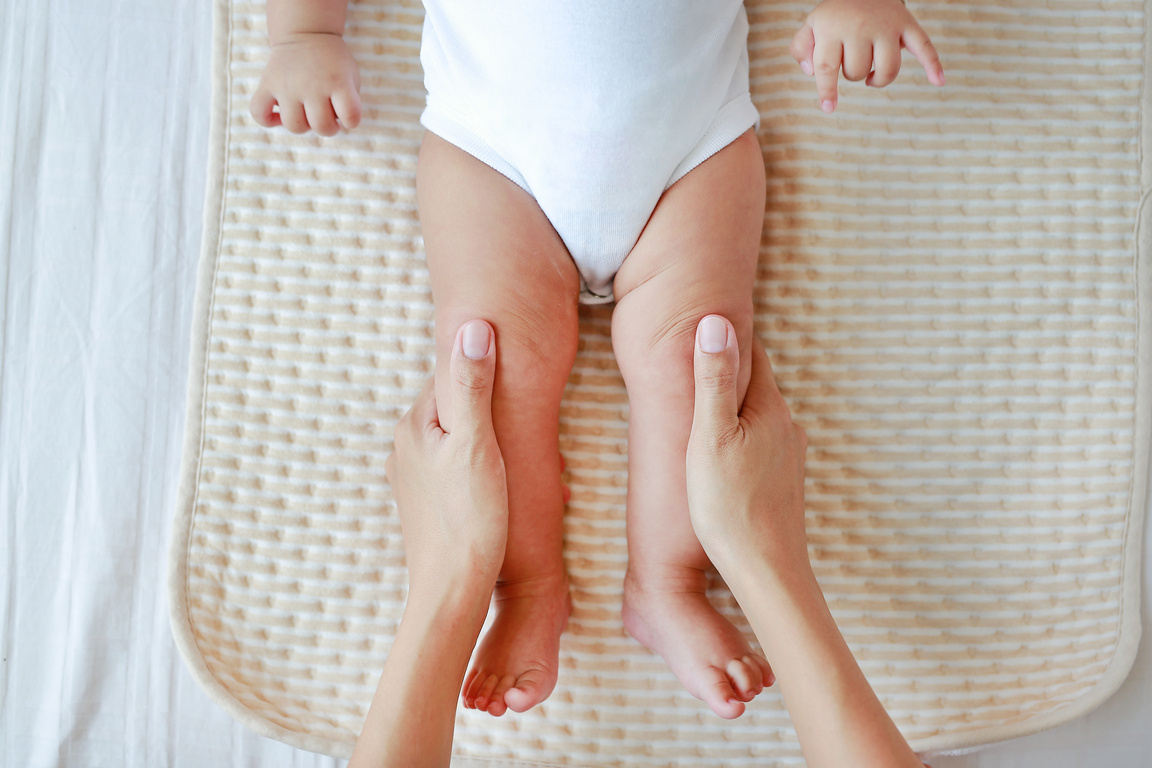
xmin=461 ymin=669 xmax=482 ymax=708
xmin=704 ymin=670 xmax=746 ymax=719
xmin=750 ymin=653 xmax=775 ymax=688
xmin=473 ymin=672 xmax=501 ymax=711
xmin=504 ymin=669 xmax=548 ymax=713
xmin=726 ymin=657 xmax=761 ymax=702
xmin=485 ymin=674 xmax=517 ymax=717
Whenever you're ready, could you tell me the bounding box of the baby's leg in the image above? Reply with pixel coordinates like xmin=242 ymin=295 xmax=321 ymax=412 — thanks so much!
xmin=418 ymin=132 xmax=580 ymax=717
xmin=611 ymin=129 xmax=772 ymax=719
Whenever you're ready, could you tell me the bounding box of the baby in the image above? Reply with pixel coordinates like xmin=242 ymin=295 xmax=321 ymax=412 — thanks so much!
xmin=253 ymin=0 xmax=943 ymax=720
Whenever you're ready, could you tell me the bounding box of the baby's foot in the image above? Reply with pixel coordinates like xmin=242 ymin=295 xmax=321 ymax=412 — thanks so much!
xmin=461 ymin=572 xmax=571 ymax=717
xmin=622 ymin=567 xmax=774 ymax=719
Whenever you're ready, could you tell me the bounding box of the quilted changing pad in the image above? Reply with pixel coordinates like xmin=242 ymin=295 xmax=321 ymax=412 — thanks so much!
xmin=168 ymin=0 xmax=1151 ymax=764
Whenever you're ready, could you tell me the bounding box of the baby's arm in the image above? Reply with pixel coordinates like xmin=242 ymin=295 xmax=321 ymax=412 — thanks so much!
xmin=250 ymin=0 xmax=361 ymax=136
xmin=790 ymin=0 xmax=944 ymax=113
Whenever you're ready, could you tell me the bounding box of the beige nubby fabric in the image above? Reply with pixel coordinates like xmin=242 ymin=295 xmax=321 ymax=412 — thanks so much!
xmin=169 ymin=0 xmax=1150 ymax=764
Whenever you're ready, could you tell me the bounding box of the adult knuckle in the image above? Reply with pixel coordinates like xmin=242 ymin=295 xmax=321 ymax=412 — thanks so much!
xmin=453 ymin=362 xmax=490 ymax=396
xmin=701 ymin=365 xmax=738 ymax=393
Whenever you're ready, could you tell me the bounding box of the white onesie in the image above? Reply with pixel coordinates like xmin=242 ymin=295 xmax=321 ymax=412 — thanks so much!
xmin=419 ymin=1 xmax=761 ymax=303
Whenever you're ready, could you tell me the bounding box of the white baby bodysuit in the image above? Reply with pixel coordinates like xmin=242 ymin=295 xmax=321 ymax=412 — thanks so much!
xmin=419 ymin=1 xmax=760 ymax=303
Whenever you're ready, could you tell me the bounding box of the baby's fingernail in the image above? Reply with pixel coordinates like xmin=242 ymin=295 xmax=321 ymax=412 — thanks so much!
xmin=767 ymin=673 xmax=777 ymax=686
xmin=800 ymin=60 xmax=813 ymax=76
xmin=462 ymin=321 xmax=490 ymax=359
xmin=938 ymin=70 xmax=946 ymax=85
xmin=821 ymin=99 xmax=835 ymax=113
xmin=698 ymin=315 xmax=728 ymax=353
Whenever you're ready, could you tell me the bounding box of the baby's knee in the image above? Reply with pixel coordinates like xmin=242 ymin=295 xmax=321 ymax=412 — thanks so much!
xmin=612 ymin=292 xmax=753 ymax=395
xmin=438 ymin=294 xmax=579 ymax=397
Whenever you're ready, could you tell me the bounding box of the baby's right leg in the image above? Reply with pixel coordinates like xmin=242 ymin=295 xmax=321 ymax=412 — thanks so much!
xmin=418 ymin=132 xmax=580 ymax=717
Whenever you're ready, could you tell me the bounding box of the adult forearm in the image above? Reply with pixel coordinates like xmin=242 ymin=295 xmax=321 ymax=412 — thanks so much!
xmin=348 ymin=584 xmax=491 ymax=768
xmin=726 ymin=560 xmax=924 ymax=768
xmin=267 ymin=0 xmax=348 ymax=44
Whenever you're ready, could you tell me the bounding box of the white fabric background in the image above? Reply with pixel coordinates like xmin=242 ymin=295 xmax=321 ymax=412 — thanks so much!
xmin=0 ymin=0 xmax=1146 ymax=765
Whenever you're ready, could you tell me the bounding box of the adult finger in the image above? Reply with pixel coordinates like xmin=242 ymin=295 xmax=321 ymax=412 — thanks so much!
xmin=865 ymin=38 xmax=902 ymax=87
xmin=902 ymin=23 xmax=945 ymax=86
xmin=448 ymin=320 xmax=497 ymax=439
xmin=332 ymin=88 xmax=362 ymax=130
xmin=794 ymin=423 xmax=809 ymax=455
xmin=691 ymin=315 xmax=741 ymax=443
xmin=741 ymin=335 xmax=787 ymax=421
xmin=250 ymin=87 xmax=281 ymax=127
xmin=812 ymin=35 xmax=843 ymax=112
xmin=386 ymin=377 xmax=436 ymax=486
xmin=397 ymin=375 xmax=440 ymax=442
xmin=789 ymin=21 xmax=816 ymax=76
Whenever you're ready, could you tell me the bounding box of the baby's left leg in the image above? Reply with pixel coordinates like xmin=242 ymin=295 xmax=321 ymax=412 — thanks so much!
xmin=612 ymin=129 xmax=772 ymax=719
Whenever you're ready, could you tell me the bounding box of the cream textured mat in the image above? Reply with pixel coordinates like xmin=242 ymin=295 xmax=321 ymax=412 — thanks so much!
xmin=169 ymin=0 xmax=1150 ymax=764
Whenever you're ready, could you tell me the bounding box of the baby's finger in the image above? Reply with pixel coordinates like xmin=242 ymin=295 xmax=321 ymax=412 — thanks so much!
xmin=812 ymin=35 xmax=843 ymax=112
xmin=305 ymin=97 xmax=339 ymax=137
xmin=250 ymin=87 xmax=281 ymax=128
xmin=332 ymin=88 xmax=362 ymax=130
xmin=865 ymin=38 xmax=902 ymax=87
xmin=902 ymin=23 xmax=945 ymax=86
xmin=278 ymin=99 xmax=310 ymax=134
xmin=841 ymin=39 xmax=872 ymax=82
xmin=789 ymin=21 xmax=816 ymax=76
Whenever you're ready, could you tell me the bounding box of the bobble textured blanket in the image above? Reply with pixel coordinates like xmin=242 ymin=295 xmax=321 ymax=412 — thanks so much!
xmin=169 ymin=0 xmax=1150 ymax=764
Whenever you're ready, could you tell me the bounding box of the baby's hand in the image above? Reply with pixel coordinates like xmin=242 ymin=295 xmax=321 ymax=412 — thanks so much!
xmin=790 ymin=0 xmax=944 ymax=113
xmin=250 ymin=33 xmax=361 ymax=136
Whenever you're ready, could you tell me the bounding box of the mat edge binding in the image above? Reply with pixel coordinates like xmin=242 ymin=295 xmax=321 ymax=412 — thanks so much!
xmin=165 ymin=0 xmax=1152 ymax=763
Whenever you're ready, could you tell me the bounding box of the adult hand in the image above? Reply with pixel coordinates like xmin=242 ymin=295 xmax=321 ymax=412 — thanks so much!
xmin=685 ymin=315 xmax=810 ymax=576
xmin=350 ymin=321 xmax=508 ymax=768
xmin=685 ymin=317 xmax=931 ymax=768
xmin=385 ymin=320 xmax=508 ymax=597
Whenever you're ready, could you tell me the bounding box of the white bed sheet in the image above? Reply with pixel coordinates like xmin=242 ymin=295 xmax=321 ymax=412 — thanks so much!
xmin=0 ymin=0 xmax=1146 ymax=765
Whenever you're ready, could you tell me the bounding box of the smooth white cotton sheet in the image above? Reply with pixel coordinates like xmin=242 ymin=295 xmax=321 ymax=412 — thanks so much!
xmin=1 ymin=0 xmax=1150 ymax=766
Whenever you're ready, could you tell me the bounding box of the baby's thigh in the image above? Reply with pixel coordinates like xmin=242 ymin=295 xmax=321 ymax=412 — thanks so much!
xmin=611 ymin=129 xmax=764 ymax=402
xmin=418 ymin=132 xmax=582 ymax=431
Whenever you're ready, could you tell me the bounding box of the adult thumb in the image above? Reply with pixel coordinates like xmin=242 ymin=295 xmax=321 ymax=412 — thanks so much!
xmin=691 ymin=315 xmax=740 ymax=444
xmin=449 ymin=320 xmax=497 ymax=437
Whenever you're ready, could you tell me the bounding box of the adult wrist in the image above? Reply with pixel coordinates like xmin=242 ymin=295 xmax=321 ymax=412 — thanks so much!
xmin=403 ymin=574 xmax=493 ymax=635
xmin=714 ymin=542 xmax=818 ymax=604
xmin=409 ymin=553 xmax=499 ymax=606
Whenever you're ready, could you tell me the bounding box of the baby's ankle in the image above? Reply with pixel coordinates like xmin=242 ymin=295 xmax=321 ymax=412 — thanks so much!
xmin=495 ymin=569 xmax=570 ymax=602
xmin=624 ymin=562 xmax=709 ymax=596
